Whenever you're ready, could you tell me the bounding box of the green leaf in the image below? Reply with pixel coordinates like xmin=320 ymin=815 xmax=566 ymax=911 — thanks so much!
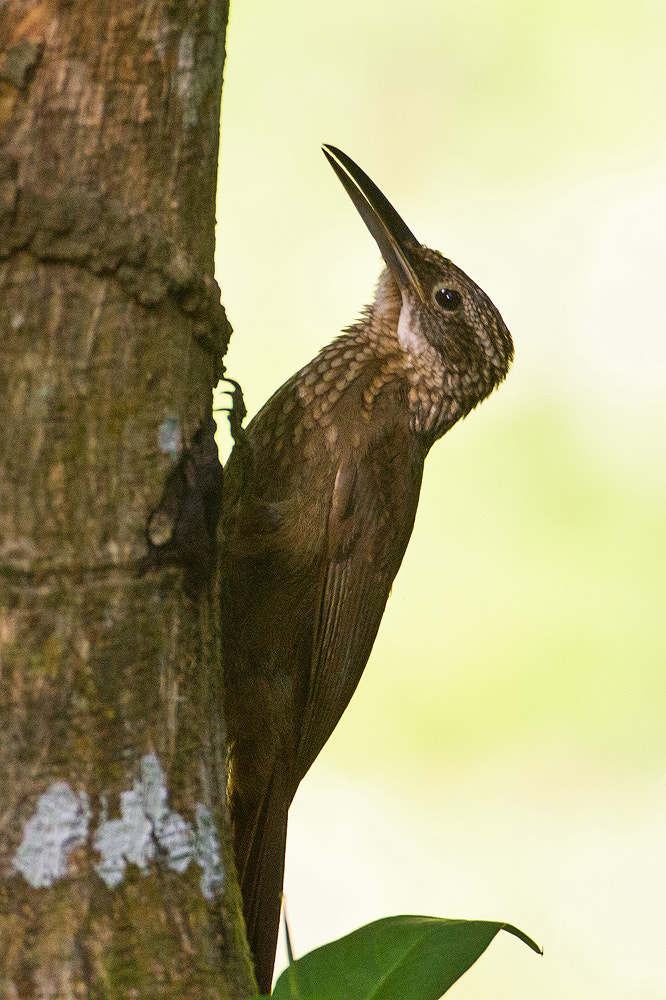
xmin=268 ymin=914 xmax=541 ymax=1000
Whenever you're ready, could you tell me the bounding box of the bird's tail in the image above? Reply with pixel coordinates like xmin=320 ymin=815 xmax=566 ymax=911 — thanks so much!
xmin=230 ymin=774 xmax=289 ymax=995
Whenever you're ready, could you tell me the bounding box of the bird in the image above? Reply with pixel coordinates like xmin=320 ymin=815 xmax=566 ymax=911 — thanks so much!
xmin=219 ymin=145 xmax=514 ymax=993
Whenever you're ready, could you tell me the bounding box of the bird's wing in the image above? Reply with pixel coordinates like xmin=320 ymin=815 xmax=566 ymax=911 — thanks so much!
xmin=293 ymin=421 xmax=425 ymax=792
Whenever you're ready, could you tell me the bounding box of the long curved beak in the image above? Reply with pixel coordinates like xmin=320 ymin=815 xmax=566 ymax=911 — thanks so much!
xmin=323 ymin=144 xmax=425 ymax=302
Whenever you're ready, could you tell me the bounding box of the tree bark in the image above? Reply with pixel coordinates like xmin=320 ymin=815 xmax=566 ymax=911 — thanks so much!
xmin=0 ymin=2 xmax=255 ymax=997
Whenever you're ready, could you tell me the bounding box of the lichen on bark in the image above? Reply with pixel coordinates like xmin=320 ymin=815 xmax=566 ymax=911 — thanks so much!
xmin=0 ymin=1 xmax=254 ymax=996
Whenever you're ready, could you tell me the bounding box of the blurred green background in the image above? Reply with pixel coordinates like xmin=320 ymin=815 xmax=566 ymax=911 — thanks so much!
xmin=214 ymin=1 xmax=666 ymax=996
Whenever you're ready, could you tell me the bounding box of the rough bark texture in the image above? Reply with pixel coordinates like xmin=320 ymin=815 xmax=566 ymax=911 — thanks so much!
xmin=0 ymin=2 xmax=255 ymax=997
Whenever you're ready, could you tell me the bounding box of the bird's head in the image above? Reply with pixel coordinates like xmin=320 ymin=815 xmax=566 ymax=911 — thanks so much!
xmin=323 ymin=145 xmax=514 ymax=411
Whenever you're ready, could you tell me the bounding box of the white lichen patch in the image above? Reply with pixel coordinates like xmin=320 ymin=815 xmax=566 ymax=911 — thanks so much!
xmin=157 ymin=809 xmax=197 ymax=875
xmin=157 ymin=415 xmax=182 ymax=459
xmin=12 ymin=782 xmax=91 ymax=888
xmin=94 ymin=753 xmax=196 ymax=888
xmin=195 ymin=804 xmax=224 ymax=900
xmin=93 ymin=786 xmax=155 ymax=888
xmin=12 ymin=755 xmax=224 ymax=899
xmin=94 ymin=754 xmax=223 ymax=895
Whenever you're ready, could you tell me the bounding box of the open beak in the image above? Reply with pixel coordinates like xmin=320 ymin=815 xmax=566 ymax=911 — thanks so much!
xmin=322 ymin=144 xmax=426 ymax=302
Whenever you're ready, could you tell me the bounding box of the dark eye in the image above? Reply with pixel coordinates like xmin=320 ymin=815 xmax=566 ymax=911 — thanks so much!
xmin=434 ymin=287 xmax=462 ymax=311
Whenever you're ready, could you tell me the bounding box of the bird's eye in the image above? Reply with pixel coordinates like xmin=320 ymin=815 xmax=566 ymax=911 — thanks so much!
xmin=434 ymin=287 xmax=462 ymax=312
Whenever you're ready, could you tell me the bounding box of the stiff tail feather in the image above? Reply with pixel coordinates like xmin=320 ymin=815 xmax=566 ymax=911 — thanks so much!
xmin=231 ymin=774 xmax=289 ymax=995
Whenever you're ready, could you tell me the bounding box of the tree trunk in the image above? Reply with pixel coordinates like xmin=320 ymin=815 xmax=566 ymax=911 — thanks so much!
xmin=0 ymin=2 xmax=255 ymax=997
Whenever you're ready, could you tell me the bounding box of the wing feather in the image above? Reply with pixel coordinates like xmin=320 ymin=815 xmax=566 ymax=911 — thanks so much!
xmin=293 ymin=422 xmax=425 ymax=788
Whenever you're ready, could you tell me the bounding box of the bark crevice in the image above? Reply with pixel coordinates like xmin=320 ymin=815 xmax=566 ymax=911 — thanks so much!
xmin=0 ymin=182 xmax=231 ymax=367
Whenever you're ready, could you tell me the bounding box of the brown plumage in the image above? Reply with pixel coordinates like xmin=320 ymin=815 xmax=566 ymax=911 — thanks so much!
xmin=220 ymin=146 xmax=514 ymax=993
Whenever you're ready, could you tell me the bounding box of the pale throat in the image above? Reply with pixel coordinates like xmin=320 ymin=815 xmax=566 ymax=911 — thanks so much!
xmin=373 ymin=270 xmax=429 ymax=359
xmin=396 ymin=298 xmax=427 ymax=356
